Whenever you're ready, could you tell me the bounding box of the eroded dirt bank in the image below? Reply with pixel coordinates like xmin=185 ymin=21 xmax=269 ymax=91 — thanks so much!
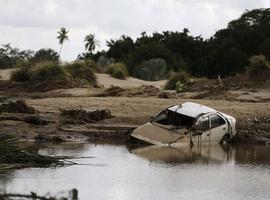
xmin=1 ymin=97 xmax=269 ymax=144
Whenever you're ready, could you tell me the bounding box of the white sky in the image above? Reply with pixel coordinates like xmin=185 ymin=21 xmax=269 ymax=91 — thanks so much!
xmin=0 ymin=0 xmax=269 ymax=61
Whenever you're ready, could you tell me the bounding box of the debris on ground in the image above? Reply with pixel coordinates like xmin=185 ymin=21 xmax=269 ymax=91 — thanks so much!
xmin=158 ymin=92 xmax=172 ymax=99
xmin=95 ymin=86 xmax=126 ymax=97
xmin=23 ymin=115 xmax=48 ymax=125
xmin=0 ymin=113 xmax=49 ymax=126
xmin=127 ymin=85 xmax=160 ymax=97
xmin=34 ymin=133 xmax=65 ymax=143
xmin=60 ymin=108 xmax=113 ymax=124
xmin=232 ymin=114 xmax=270 ymax=145
xmin=191 ymin=85 xmax=239 ymax=100
xmin=0 ymin=100 xmax=37 ymax=114
xmin=95 ymin=85 xmax=161 ymax=97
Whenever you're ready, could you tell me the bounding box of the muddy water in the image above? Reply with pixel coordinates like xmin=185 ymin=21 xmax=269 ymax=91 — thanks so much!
xmin=0 ymin=143 xmax=270 ymax=200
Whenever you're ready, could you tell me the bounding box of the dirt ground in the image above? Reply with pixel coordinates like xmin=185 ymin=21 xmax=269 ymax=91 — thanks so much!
xmin=0 ymin=69 xmax=270 ymax=144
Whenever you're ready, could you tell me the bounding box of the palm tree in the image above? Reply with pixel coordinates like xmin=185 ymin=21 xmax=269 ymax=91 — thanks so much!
xmin=84 ymin=34 xmax=99 ymax=54
xmin=57 ymin=27 xmax=69 ymax=60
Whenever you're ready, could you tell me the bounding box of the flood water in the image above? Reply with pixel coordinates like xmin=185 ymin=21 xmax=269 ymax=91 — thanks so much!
xmin=1 ymin=143 xmax=270 ymax=200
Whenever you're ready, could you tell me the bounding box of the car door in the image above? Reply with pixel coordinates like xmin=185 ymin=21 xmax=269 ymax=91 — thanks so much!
xmin=209 ymin=114 xmax=228 ymax=143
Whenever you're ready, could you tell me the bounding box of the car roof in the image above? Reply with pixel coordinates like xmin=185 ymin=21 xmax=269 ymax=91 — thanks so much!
xmin=168 ymin=102 xmax=217 ymax=118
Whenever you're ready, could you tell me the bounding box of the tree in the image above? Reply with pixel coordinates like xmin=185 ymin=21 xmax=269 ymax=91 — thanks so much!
xmin=57 ymin=27 xmax=69 ymax=60
xmin=0 ymin=44 xmax=33 ymax=69
xmin=84 ymin=34 xmax=99 ymax=54
xmin=31 ymin=48 xmax=59 ymax=63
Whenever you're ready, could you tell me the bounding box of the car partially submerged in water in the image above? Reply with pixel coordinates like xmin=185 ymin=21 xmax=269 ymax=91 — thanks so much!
xmin=132 ymin=102 xmax=236 ymax=147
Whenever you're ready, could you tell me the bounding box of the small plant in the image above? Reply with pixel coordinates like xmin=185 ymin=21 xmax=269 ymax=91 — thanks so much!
xmin=106 ymin=63 xmax=129 ymax=79
xmin=175 ymin=81 xmax=185 ymax=92
xmin=10 ymin=61 xmax=33 ymax=82
xmin=65 ymin=60 xmax=97 ymax=85
xmin=246 ymin=55 xmax=270 ymax=78
xmin=10 ymin=67 xmax=31 ymax=82
xmin=164 ymin=71 xmax=190 ymax=92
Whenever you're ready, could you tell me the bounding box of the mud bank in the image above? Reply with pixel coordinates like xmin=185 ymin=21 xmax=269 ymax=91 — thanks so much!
xmin=0 ymin=97 xmax=269 ymax=145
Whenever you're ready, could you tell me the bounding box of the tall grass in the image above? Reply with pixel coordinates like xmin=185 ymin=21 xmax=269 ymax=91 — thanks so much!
xmin=106 ymin=63 xmax=128 ymax=79
xmin=0 ymin=134 xmax=71 ymax=170
xmin=65 ymin=61 xmax=97 ymax=85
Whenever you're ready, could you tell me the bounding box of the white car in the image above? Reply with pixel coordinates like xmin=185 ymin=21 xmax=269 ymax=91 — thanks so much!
xmin=132 ymin=102 xmax=236 ymax=147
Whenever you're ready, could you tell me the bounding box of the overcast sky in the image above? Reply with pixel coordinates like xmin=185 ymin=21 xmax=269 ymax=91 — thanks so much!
xmin=0 ymin=0 xmax=269 ymax=61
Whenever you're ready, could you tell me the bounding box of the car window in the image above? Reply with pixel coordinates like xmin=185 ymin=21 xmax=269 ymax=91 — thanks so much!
xmin=210 ymin=115 xmax=226 ymax=129
xmin=195 ymin=116 xmax=209 ymax=132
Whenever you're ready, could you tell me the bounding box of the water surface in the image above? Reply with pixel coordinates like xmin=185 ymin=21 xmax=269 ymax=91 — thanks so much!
xmin=0 ymin=143 xmax=270 ymax=200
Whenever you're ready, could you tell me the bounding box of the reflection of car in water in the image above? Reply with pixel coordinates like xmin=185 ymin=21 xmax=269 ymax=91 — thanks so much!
xmin=131 ymin=102 xmax=236 ymax=147
xmin=132 ymin=144 xmax=235 ymax=164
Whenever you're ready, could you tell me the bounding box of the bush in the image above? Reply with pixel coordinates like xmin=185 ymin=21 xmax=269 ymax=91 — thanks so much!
xmin=134 ymin=58 xmax=167 ymax=81
xmin=65 ymin=61 xmax=97 ymax=85
xmin=247 ymin=55 xmax=270 ymax=78
xmin=10 ymin=61 xmax=33 ymax=82
xmin=97 ymin=56 xmax=114 ymax=72
xmin=106 ymin=63 xmax=128 ymax=79
xmin=31 ymin=62 xmax=67 ymax=82
xmin=164 ymin=71 xmax=190 ymax=92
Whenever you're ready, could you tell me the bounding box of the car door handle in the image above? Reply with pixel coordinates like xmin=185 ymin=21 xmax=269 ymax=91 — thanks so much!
xmin=223 ymin=128 xmax=226 ymax=130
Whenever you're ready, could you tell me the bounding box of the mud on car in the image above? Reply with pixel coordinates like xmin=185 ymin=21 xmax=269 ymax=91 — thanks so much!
xmin=132 ymin=102 xmax=236 ymax=147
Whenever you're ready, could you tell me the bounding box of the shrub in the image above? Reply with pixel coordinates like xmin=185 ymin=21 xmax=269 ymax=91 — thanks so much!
xmin=10 ymin=61 xmax=33 ymax=82
xmin=10 ymin=67 xmax=31 ymax=82
xmin=247 ymin=55 xmax=270 ymax=78
xmin=65 ymin=61 xmax=97 ymax=85
xmin=164 ymin=71 xmax=190 ymax=92
xmin=30 ymin=48 xmax=59 ymax=63
xmin=31 ymin=62 xmax=67 ymax=82
xmin=106 ymin=63 xmax=128 ymax=79
xmin=134 ymin=58 xmax=167 ymax=81
xmin=97 ymin=56 xmax=114 ymax=72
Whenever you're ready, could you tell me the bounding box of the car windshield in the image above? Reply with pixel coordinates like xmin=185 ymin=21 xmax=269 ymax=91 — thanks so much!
xmin=151 ymin=109 xmax=195 ymax=128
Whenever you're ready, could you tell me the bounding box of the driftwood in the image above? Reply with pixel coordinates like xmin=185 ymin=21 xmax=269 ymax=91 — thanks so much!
xmin=0 ymin=188 xmax=78 ymax=200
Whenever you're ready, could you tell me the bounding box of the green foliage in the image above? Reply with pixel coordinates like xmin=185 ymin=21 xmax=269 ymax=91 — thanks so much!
xmin=88 ymin=8 xmax=270 ymax=78
xmin=57 ymin=27 xmax=69 ymax=45
xmin=31 ymin=48 xmax=59 ymax=63
xmin=164 ymin=71 xmax=190 ymax=91
xmin=247 ymin=55 xmax=270 ymax=78
xmin=0 ymin=134 xmax=73 ymax=169
xmin=65 ymin=61 xmax=97 ymax=85
xmin=10 ymin=61 xmax=32 ymax=82
xmin=97 ymin=56 xmax=114 ymax=71
xmin=31 ymin=62 xmax=67 ymax=82
xmin=84 ymin=34 xmax=99 ymax=53
xmin=0 ymin=44 xmax=33 ymax=69
xmin=134 ymin=58 xmax=167 ymax=81
xmin=175 ymin=81 xmax=185 ymax=93
xmin=106 ymin=63 xmax=129 ymax=79
xmin=10 ymin=67 xmax=31 ymax=82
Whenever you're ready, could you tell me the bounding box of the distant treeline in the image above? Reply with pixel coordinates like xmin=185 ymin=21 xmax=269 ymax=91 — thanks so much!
xmin=1 ymin=8 xmax=270 ymax=79
xmin=88 ymin=8 xmax=270 ymax=78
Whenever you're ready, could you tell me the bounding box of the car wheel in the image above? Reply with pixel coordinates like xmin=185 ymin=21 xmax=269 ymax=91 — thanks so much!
xmin=221 ymin=134 xmax=231 ymax=145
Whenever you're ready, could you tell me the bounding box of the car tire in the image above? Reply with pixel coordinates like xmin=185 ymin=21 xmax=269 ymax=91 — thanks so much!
xmin=221 ymin=134 xmax=231 ymax=145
